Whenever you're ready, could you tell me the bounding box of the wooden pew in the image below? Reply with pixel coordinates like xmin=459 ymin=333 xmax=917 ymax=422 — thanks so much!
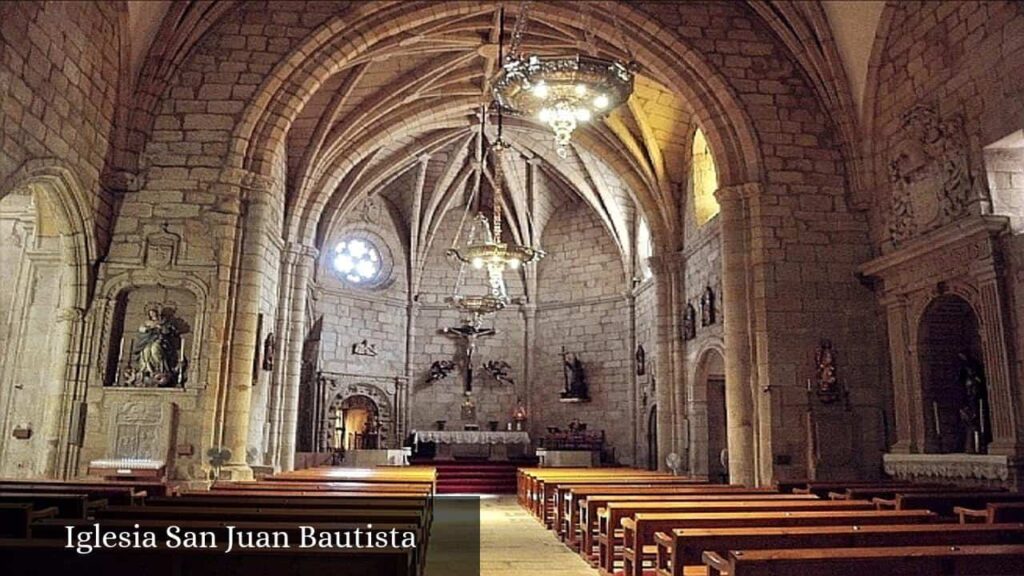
xmin=702 ymin=544 xmax=1024 ymax=576
xmin=794 ymin=481 xmax=936 ymax=498
xmin=0 ymin=478 xmax=170 ymax=497
xmin=833 ymin=485 xmax=1002 ymax=502
xmin=0 ymin=538 xmax=419 ymax=576
xmin=616 ymin=509 xmax=935 ymax=576
xmin=576 ymin=493 xmax=818 ymax=559
xmin=556 ymin=485 xmax=774 ymax=543
xmin=873 ymin=492 xmax=1024 ymax=516
xmin=957 ymin=502 xmax=1024 ymax=524
xmin=538 ymin=476 xmax=706 ymax=524
xmin=0 ymin=493 xmax=105 ymax=519
xmin=775 ymin=479 xmax=917 ymax=495
xmin=0 ymin=483 xmax=142 ymax=505
xmin=0 ymin=504 xmax=57 ymax=538
xmin=596 ymin=499 xmax=876 ymax=568
xmin=213 ymin=481 xmax=432 ymax=494
xmin=655 ymin=522 xmax=1024 ymax=576
xmin=94 ymin=504 xmax=425 ymax=528
xmin=518 ymin=468 xmax=685 ymax=518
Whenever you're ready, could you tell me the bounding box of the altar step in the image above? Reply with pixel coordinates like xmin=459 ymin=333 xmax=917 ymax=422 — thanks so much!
xmin=412 ymin=459 xmax=535 ymax=494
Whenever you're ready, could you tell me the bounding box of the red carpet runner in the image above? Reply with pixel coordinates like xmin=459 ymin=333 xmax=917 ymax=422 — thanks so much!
xmin=411 ymin=459 xmax=532 ymax=494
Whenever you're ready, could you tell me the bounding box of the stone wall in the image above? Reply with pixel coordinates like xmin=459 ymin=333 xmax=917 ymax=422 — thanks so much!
xmin=534 ymin=200 xmax=635 ymax=464
xmin=1 ymin=1 xmax=121 ymax=244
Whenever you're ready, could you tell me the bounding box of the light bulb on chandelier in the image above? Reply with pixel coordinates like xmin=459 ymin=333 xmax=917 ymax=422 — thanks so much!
xmin=491 ymin=4 xmax=635 ymax=158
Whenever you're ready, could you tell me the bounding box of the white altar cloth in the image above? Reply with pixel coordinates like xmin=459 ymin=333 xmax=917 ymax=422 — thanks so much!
xmin=413 ymin=430 xmax=531 ymax=447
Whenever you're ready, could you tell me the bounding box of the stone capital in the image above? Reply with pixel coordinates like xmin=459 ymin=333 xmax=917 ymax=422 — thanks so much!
xmin=714 ymin=182 xmax=761 ymax=204
xmin=284 ymin=241 xmax=319 ymax=260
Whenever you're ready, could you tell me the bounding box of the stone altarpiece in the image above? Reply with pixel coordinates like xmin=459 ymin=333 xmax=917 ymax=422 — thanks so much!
xmin=78 ymin=224 xmax=216 ymax=480
xmin=861 ymin=105 xmax=1021 ymax=487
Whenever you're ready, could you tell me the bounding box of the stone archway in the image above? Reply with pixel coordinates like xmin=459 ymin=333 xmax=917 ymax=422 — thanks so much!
xmin=917 ymin=294 xmax=986 ymax=455
xmin=0 ymin=163 xmax=96 ymax=479
xmin=694 ymin=348 xmax=728 ymax=483
xmin=328 ymin=394 xmax=381 ymax=450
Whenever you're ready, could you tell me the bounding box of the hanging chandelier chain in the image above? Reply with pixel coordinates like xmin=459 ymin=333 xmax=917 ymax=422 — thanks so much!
xmin=492 ymin=146 xmax=504 ymax=243
xmin=609 ymin=2 xmax=635 ymax=63
xmin=508 ymin=1 xmax=532 ymax=60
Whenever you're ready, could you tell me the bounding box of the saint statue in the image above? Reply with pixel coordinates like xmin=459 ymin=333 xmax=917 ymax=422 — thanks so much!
xmin=813 ymin=339 xmax=840 ymax=403
xmin=957 ymin=351 xmax=990 ymax=454
xmin=130 ymin=306 xmax=183 ymax=387
xmin=561 ymin=347 xmax=589 ymax=401
xmin=700 ymin=286 xmax=716 ymax=327
xmin=682 ymin=303 xmax=697 ymax=340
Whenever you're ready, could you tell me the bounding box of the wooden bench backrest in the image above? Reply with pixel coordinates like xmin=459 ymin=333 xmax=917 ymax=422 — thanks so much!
xmin=717 ymin=544 xmax=1024 ymax=576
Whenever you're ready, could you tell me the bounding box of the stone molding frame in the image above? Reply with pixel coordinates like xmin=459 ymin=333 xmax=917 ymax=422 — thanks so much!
xmin=883 ymin=453 xmax=1010 ymax=487
xmin=859 ymin=215 xmax=1019 ymax=465
xmin=88 ymin=268 xmax=214 ymax=392
xmin=316 ymin=374 xmax=407 ymax=450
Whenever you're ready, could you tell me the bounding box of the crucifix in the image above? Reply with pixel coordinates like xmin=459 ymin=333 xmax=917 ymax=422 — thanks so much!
xmin=440 ymin=315 xmax=496 ymax=395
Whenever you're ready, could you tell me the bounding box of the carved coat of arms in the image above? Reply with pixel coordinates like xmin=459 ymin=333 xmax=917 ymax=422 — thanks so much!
xmin=887 ymin=105 xmax=974 ymax=245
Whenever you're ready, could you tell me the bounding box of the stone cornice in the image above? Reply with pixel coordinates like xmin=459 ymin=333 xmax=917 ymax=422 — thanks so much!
xmin=858 ymin=215 xmax=1009 ymax=281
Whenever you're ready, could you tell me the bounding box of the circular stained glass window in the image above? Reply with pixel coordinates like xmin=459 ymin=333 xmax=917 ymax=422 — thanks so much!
xmin=333 ymin=237 xmax=382 ymax=285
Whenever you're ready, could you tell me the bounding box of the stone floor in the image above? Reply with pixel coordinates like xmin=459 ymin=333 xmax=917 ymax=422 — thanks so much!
xmin=478 ymin=495 xmax=596 ymax=576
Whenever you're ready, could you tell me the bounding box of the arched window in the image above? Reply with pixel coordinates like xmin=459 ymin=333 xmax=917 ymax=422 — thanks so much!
xmin=692 ymin=128 xmax=720 ymax=226
xmin=637 ymin=216 xmax=653 ymax=280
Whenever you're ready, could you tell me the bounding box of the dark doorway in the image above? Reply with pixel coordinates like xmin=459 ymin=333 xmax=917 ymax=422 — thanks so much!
xmin=917 ymin=294 xmax=986 ymax=454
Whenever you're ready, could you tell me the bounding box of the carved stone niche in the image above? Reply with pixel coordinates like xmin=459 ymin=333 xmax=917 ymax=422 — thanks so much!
xmin=860 ymin=214 xmax=1021 ymax=486
xmin=103 ymin=285 xmax=199 ymax=389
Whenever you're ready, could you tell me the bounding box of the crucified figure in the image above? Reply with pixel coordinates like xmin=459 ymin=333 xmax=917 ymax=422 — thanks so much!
xmin=441 ymin=315 xmax=496 ymax=395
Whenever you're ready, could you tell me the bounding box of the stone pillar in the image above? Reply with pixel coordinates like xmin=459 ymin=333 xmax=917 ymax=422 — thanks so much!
xmin=649 ymin=255 xmax=679 ymax=470
xmin=53 ymin=306 xmax=87 ymax=479
xmin=521 ymin=302 xmax=537 ymax=418
xmin=977 ymin=273 xmax=1021 ymax=456
xmin=715 ymin=184 xmax=756 ymax=486
xmin=403 ymin=300 xmax=419 ymax=440
xmin=882 ymin=295 xmax=920 ymax=453
xmin=278 ymin=243 xmax=317 ymax=471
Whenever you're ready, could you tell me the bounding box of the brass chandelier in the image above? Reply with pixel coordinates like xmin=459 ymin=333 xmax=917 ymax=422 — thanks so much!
xmin=491 ymin=2 xmax=636 ymax=158
xmin=446 ymin=109 xmax=544 ymax=317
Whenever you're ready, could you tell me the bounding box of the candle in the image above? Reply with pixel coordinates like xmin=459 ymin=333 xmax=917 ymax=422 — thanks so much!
xmin=118 ymin=336 xmax=127 ymax=367
xmin=932 ymin=401 xmax=941 ymax=437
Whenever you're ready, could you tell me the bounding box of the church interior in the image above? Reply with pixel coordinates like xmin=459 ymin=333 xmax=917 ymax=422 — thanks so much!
xmin=1 ymin=1 xmax=1024 ymax=574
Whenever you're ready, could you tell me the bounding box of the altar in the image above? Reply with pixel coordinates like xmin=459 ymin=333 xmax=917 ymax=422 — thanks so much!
xmin=413 ymin=430 xmax=531 ymax=461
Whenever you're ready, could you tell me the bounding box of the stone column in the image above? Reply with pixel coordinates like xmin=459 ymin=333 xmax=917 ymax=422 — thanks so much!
xmin=649 ymin=255 xmax=679 ymax=470
xmin=977 ymin=273 xmax=1021 ymax=456
xmin=278 ymin=243 xmax=317 ymax=471
xmin=521 ymin=302 xmax=537 ymax=418
xmin=53 ymin=306 xmax=87 ymax=479
xmin=881 ymin=295 xmax=920 ymax=453
xmin=715 ymin=184 xmax=756 ymax=486
xmin=217 ymin=184 xmax=265 ymax=481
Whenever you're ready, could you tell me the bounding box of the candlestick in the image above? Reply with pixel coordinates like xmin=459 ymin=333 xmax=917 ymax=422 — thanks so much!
xmin=932 ymin=401 xmax=941 ymax=437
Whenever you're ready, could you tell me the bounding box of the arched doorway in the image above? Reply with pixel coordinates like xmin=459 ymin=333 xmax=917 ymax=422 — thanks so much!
xmin=0 ymin=191 xmax=71 ymax=477
xmin=647 ymin=406 xmax=658 ymax=471
xmin=700 ymin=350 xmax=728 ymax=483
xmin=917 ymin=294 xmax=987 ymax=454
xmin=328 ymin=394 xmax=380 ymax=451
